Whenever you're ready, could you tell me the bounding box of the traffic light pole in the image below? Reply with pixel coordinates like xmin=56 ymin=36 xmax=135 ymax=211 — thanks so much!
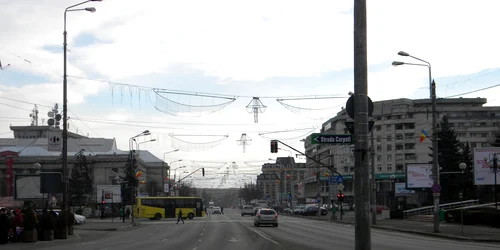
xmin=174 ymin=168 xmax=205 ymax=186
xmin=272 ymin=140 xmax=342 ymax=177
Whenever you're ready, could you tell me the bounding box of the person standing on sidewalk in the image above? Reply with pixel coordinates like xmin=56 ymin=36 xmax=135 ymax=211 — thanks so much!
xmin=120 ymin=206 xmax=124 ymax=222
xmin=176 ymin=209 xmax=184 ymax=224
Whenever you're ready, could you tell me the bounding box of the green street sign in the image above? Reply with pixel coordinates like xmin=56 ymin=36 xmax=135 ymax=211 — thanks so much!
xmin=311 ymin=134 xmax=354 ymax=144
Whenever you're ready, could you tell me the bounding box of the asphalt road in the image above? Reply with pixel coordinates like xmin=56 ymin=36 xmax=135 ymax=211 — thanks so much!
xmin=4 ymin=209 xmax=500 ymax=250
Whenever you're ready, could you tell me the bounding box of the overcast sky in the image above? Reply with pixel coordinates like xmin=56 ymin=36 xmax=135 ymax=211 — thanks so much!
xmin=1 ymin=0 xmax=500 ymax=188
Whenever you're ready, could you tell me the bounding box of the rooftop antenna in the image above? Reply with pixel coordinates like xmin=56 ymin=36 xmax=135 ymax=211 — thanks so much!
xmin=29 ymin=104 xmax=39 ymax=126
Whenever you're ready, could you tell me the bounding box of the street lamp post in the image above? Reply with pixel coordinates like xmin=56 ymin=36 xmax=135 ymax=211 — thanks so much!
xmin=62 ymin=0 xmax=101 ymax=225
xmin=162 ymin=150 xmax=179 ymax=195
xmin=168 ymin=161 xmax=183 ymax=196
xmin=392 ymin=51 xmax=440 ymax=233
xmin=390 ymin=174 xmax=396 ymax=209
xmin=128 ymin=130 xmax=150 ymax=223
xmin=459 ymin=162 xmax=467 ymax=236
xmin=136 ymin=139 xmax=156 ymax=150
xmin=489 ymin=153 xmax=498 ymax=209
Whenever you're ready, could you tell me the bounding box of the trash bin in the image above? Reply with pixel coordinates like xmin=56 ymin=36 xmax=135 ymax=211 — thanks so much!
xmin=439 ymin=209 xmax=445 ymax=221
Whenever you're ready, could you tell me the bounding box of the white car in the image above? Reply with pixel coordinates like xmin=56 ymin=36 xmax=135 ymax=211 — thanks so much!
xmin=241 ymin=205 xmax=254 ymax=216
xmin=212 ymin=207 xmax=222 ymax=214
xmin=74 ymin=214 xmax=86 ymax=224
xmin=254 ymin=208 xmax=278 ymax=227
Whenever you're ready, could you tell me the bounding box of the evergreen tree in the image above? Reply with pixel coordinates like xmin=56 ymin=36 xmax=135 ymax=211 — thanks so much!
xmin=70 ymin=150 xmax=93 ymax=207
xmin=429 ymin=115 xmax=462 ymax=202
xmin=461 ymin=141 xmax=476 ymax=200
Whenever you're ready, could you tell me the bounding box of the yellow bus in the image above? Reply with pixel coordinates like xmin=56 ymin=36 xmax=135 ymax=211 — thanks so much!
xmin=134 ymin=196 xmax=205 ymax=220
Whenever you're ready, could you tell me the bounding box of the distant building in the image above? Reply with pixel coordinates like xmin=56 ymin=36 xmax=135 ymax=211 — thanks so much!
xmin=0 ymin=125 xmax=165 ymax=208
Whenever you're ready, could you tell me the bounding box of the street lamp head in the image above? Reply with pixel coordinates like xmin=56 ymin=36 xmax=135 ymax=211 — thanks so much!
xmin=85 ymin=7 xmax=96 ymax=12
xmin=150 ymin=139 xmax=157 ymax=142
xmin=90 ymin=0 xmax=103 ymax=1
xmin=459 ymin=162 xmax=467 ymax=171
xmin=392 ymin=61 xmax=405 ymax=66
xmin=142 ymin=130 xmax=150 ymax=134
xmin=398 ymin=51 xmax=410 ymax=56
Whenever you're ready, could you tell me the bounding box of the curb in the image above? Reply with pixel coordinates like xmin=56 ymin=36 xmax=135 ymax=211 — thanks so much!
xmin=370 ymin=225 xmax=500 ymax=243
xmin=75 ymin=222 xmax=141 ymax=232
xmin=327 ymin=219 xmax=500 ymax=243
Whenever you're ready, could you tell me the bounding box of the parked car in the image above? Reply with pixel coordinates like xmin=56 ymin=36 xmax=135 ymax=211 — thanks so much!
xmin=301 ymin=205 xmax=328 ymax=216
xmin=254 ymin=208 xmax=278 ymax=227
xmin=241 ymin=205 xmax=254 ymax=216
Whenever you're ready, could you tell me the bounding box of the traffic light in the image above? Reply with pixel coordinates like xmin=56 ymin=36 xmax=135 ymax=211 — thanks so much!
xmin=337 ymin=192 xmax=344 ymax=202
xmin=270 ymin=140 xmax=278 ymax=153
xmin=202 ymin=168 xmax=205 ymax=176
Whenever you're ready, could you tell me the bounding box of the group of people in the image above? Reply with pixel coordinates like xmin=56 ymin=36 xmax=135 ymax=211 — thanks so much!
xmin=0 ymin=207 xmax=28 ymax=244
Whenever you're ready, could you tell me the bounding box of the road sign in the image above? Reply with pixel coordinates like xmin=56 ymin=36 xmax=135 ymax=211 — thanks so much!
xmin=346 ymin=95 xmax=374 ymax=119
xmin=337 ymin=183 xmax=345 ymax=191
xmin=329 ymin=176 xmax=335 ymax=185
xmin=431 ymin=183 xmax=441 ymax=193
xmin=311 ymin=134 xmax=353 ymax=144
xmin=336 ymin=175 xmax=344 ymax=184
xmin=47 ymin=130 xmax=62 ymax=151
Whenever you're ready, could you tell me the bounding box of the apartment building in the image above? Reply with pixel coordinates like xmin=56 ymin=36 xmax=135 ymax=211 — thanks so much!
xmin=304 ymin=97 xmax=500 ymax=206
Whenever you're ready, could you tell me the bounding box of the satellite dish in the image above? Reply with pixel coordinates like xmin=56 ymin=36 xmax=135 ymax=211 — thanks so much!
xmin=47 ymin=118 xmax=54 ymax=126
xmin=48 ymin=111 xmax=54 ymax=117
xmin=55 ymin=114 xmax=62 ymax=121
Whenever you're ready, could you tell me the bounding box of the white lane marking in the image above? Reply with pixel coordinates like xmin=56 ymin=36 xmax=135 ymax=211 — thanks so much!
xmin=200 ymin=233 xmax=204 ymax=236
xmin=198 ymin=239 xmax=202 ymax=242
xmin=228 ymin=237 xmax=239 ymax=242
xmin=162 ymin=238 xmax=168 ymax=242
xmin=192 ymin=247 xmax=198 ymax=250
xmin=239 ymin=222 xmax=280 ymax=245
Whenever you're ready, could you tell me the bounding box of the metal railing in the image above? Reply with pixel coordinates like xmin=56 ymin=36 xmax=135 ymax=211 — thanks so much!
xmin=403 ymin=199 xmax=479 ymax=219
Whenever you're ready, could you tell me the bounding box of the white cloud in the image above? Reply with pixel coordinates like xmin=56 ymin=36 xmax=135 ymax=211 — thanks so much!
xmin=2 ymin=0 xmax=500 ymax=187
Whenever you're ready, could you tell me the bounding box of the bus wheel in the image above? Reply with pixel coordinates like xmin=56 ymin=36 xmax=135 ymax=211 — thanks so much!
xmin=188 ymin=213 xmax=195 ymax=220
xmin=154 ymin=213 xmax=162 ymax=220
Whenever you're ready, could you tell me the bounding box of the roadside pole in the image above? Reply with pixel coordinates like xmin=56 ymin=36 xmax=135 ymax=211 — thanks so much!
xmin=371 ymin=130 xmax=377 ymax=225
xmin=353 ymin=0 xmax=371 ymax=249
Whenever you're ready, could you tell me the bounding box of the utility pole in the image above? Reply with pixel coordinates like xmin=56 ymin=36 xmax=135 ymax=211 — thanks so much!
xmin=371 ymin=130 xmax=376 ymax=225
xmin=353 ymin=0 xmax=371 ymax=249
xmin=431 ymin=79 xmax=440 ymax=233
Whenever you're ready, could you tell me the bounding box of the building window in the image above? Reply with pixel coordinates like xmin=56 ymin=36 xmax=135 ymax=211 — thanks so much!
xmin=386 ymin=124 xmax=392 ymax=131
xmin=396 ymin=144 xmax=404 ymax=150
xmin=387 ymin=154 xmax=392 ymax=161
xmin=396 ymin=134 xmax=403 ymax=140
xmin=387 ymin=164 xmax=393 ymax=171
xmin=377 ymin=166 xmax=382 ymax=172
xmin=377 ymin=136 xmax=381 ymax=142
xmin=377 ymin=145 xmax=382 ymax=152
xmin=377 ymin=155 xmax=382 ymax=161
xmin=405 ymin=143 xmax=415 ymax=150
xmin=112 ymin=167 xmax=118 ymax=173
xmin=471 ymin=142 xmax=477 ymax=148
xmin=387 ymin=135 xmax=392 ymax=141
xmin=387 ymin=145 xmax=392 ymax=151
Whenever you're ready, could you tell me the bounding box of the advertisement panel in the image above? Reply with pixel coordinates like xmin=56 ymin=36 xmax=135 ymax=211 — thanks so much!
xmin=97 ymin=185 xmax=122 ymax=203
xmin=395 ymin=182 xmax=415 ymax=196
xmin=473 ymin=147 xmax=500 ymax=185
xmin=406 ymin=163 xmax=433 ymax=188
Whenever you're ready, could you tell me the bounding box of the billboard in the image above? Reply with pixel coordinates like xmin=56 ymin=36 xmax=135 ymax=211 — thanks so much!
xmin=97 ymin=185 xmax=122 ymax=203
xmin=473 ymin=147 xmax=500 ymax=185
xmin=406 ymin=163 xmax=433 ymax=188
xmin=14 ymin=174 xmax=45 ymax=200
xmin=395 ymin=182 xmax=415 ymax=196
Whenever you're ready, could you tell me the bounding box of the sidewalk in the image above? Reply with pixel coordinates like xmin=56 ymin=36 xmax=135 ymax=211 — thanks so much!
xmin=75 ymin=218 xmax=141 ymax=231
xmin=284 ymin=212 xmax=500 ymax=242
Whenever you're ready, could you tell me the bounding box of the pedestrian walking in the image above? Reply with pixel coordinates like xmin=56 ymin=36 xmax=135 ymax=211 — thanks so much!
xmin=176 ymin=209 xmax=184 ymax=224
